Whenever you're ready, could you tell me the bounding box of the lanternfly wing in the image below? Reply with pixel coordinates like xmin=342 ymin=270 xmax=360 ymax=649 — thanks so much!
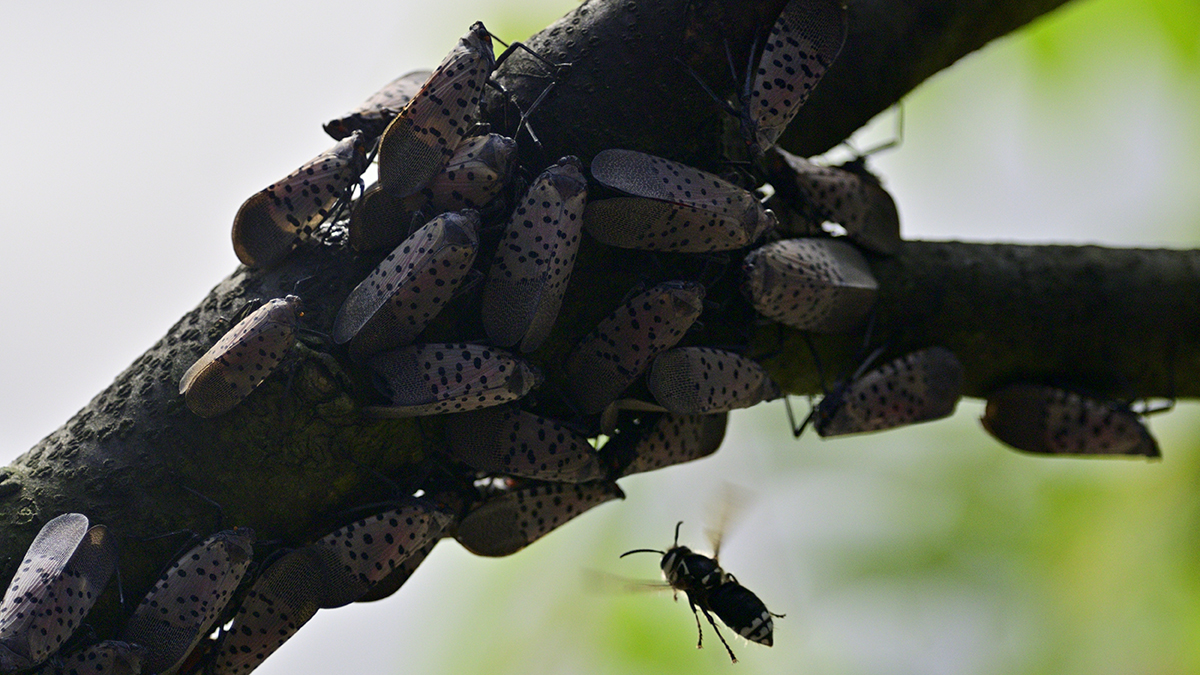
xmin=455 ymin=481 xmax=624 ymax=557
xmin=745 ymin=0 xmax=847 ymax=152
xmin=368 ymin=343 xmax=543 ymax=417
xmin=482 ymin=156 xmax=588 ymax=352
xmin=815 ymin=347 xmax=964 ymax=437
xmin=209 ymin=548 xmax=327 ymax=675
xmin=771 ymin=149 xmax=901 ymax=255
xmin=742 ymin=238 xmax=877 ymax=333
xmin=565 ymin=281 xmax=706 ymax=414
xmin=646 ymin=347 xmax=781 ymax=414
xmin=0 ymin=515 xmax=116 ymax=671
xmin=600 ymin=413 xmax=729 ymax=477
xmin=356 ymin=537 xmax=441 ymax=603
xmin=420 ymin=133 xmax=519 ymax=212
xmin=981 ymin=384 xmax=1160 ymax=458
xmin=179 ymin=296 xmax=303 ymax=418
xmin=53 ymin=640 xmax=144 ymax=675
xmin=378 ymin=23 xmax=496 ymax=198
xmin=445 ymin=406 xmax=604 ymax=483
xmin=324 ymin=70 xmax=432 ymax=141
xmin=232 ymin=131 xmax=370 ymax=269
xmin=333 ymin=210 xmax=480 ymax=358
xmin=310 ymin=502 xmax=454 ymax=609
xmin=585 ymin=149 xmax=776 ymax=252
xmin=120 ymin=528 xmax=255 ymax=675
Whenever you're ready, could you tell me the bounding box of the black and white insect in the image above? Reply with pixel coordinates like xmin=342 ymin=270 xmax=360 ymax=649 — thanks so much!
xmin=620 ymin=520 xmax=781 ymax=663
xmin=645 ymin=347 xmax=781 ymax=415
xmin=799 ymin=346 xmax=964 ymax=437
xmin=0 ymin=514 xmax=116 ymax=672
xmin=564 ymin=281 xmax=706 ymax=415
xmin=367 ymin=343 xmax=543 ymax=417
xmin=324 ymin=69 xmax=432 ymax=142
xmin=981 ymin=384 xmax=1162 ymax=458
xmin=49 ymin=640 xmax=144 ymax=675
xmin=455 ymin=480 xmax=624 ymax=557
xmin=209 ymin=547 xmax=327 ymax=675
xmin=378 ymin=23 xmax=495 ymax=199
xmin=742 ymin=237 xmax=877 ymax=333
xmin=231 ymin=130 xmax=371 ymax=269
xmin=355 ymin=536 xmax=442 ymax=603
xmin=771 ymin=149 xmax=902 ymax=255
xmin=120 ymin=528 xmax=255 ymax=675
xmin=583 ymin=149 xmax=777 ymax=252
xmin=308 ymin=501 xmax=454 ymax=609
xmin=445 ymin=406 xmax=604 ymax=483
xmin=333 ymin=210 xmax=480 ymax=358
xmin=179 ymin=295 xmax=303 ymax=418
xmin=599 ymin=413 xmax=729 ymax=478
xmin=481 ymin=156 xmax=588 ymax=352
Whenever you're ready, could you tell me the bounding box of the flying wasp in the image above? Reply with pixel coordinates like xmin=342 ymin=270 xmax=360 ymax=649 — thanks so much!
xmin=620 ymin=519 xmax=782 ymax=662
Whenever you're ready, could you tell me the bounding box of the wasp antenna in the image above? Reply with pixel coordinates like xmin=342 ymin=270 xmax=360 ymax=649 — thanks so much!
xmin=673 ymin=520 xmax=684 ymax=547
xmin=619 ymin=548 xmax=666 ymax=558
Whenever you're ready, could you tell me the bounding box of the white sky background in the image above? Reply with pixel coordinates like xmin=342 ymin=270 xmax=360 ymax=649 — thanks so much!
xmin=0 ymin=1 xmax=1198 ymax=674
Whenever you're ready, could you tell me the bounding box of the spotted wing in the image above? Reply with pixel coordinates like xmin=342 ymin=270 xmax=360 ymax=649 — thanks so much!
xmin=982 ymin=385 xmax=1159 ymax=457
xmin=817 ymin=347 xmax=964 ymax=437
xmin=602 ymin=413 xmax=729 ymax=477
xmin=742 ymin=238 xmax=877 ymax=333
xmin=775 ymin=150 xmax=901 ymax=255
xmin=324 ymin=70 xmax=432 ymax=141
xmin=647 ymin=348 xmax=781 ymax=414
xmin=422 ymin=133 xmax=518 ymax=211
xmin=446 ymin=406 xmax=604 ymax=483
xmin=455 ymin=481 xmax=624 ymax=557
xmin=55 ymin=640 xmax=144 ymax=675
xmin=368 ymin=343 xmax=543 ymax=417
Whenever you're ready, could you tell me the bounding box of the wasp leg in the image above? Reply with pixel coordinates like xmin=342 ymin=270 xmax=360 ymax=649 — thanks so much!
xmin=699 ymin=605 xmax=738 ymax=663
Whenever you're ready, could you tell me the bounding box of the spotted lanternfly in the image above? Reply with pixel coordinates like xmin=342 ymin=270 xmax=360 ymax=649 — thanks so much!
xmin=981 ymin=384 xmax=1161 ymax=458
xmin=645 ymin=348 xmax=781 ymax=415
xmin=742 ymin=238 xmax=877 ymax=333
xmin=805 ymin=346 xmax=964 ymax=437
xmin=356 ymin=537 xmax=441 ymax=603
xmin=600 ymin=413 xmax=728 ymax=478
xmin=208 ymin=547 xmax=327 ymax=675
xmin=565 ymin=281 xmax=705 ymax=415
xmin=232 ymin=131 xmax=371 ymax=269
xmin=179 ymin=295 xmax=303 ymax=418
xmin=309 ymin=501 xmax=454 ymax=609
xmin=0 ymin=514 xmax=117 ymax=672
xmin=367 ymin=343 xmax=543 ymax=418
xmin=49 ymin=640 xmax=144 ymax=675
xmin=455 ymin=481 xmax=624 ymax=557
xmin=620 ymin=521 xmax=781 ymax=663
xmin=584 ymin=149 xmax=777 ymax=252
xmin=740 ymin=0 xmax=847 ymax=153
xmin=349 ymin=134 xmax=518 ymax=253
xmin=378 ymin=22 xmax=495 ymax=198
xmin=120 ymin=528 xmax=255 ymax=675
xmin=482 ymin=156 xmax=587 ymax=352
xmin=324 ymin=70 xmax=432 ymax=142
xmin=770 ymin=149 xmax=901 ymax=255
xmin=445 ymin=405 xmax=604 ymax=482
xmin=333 ymin=210 xmax=480 ymax=358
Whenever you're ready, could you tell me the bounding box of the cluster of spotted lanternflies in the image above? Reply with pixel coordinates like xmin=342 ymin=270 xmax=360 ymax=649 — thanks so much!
xmin=1 ymin=1 xmax=1169 ymax=673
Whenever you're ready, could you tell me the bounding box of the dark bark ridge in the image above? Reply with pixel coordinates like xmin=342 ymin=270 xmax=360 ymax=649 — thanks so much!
xmin=0 ymin=0 xmax=1192 ymax=653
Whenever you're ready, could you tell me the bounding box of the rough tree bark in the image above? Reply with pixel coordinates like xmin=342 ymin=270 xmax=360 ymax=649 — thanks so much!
xmin=0 ymin=0 xmax=1195 ymax=649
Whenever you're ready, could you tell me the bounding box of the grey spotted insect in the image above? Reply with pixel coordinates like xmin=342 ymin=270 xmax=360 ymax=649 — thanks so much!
xmin=482 ymin=156 xmax=587 ymax=352
xmin=348 ymin=134 xmax=517 ymax=253
xmin=445 ymin=406 xmax=604 ymax=483
xmin=120 ymin=528 xmax=255 ymax=675
xmin=799 ymin=346 xmax=964 ymax=437
xmin=599 ymin=413 xmax=729 ymax=478
xmin=368 ymin=343 xmax=543 ymax=418
xmin=356 ymin=536 xmax=441 ymax=603
xmin=646 ymin=347 xmax=781 ymax=415
xmin=333 ymin=210 xmax=480 ymax=358
xmin=208 ymin=548 xmax=327 ymax=675
xmin=742 ymin=238 xmax=877 ymax=333
xmin=583 ymin=149 xmax=777 ymax=252
xmin=378 ymin=22 xmax=495 ymax=198
xmin=0 ymin=514 xmax=116 ymax=672
xmin=309 ymin=501 xmax=454 ymax=609
xmin=770 ymin=149 xmax=901 ymax=255
xmin=981 ymin=384 xmax=1162 ymax=458
xmin=48 ymin=640 xmax=144 ymax=675
xmin=324 ymin=69 xmax=432 ymax=142
xmin=179 ymin=295 xmax=303 ymax=418
xmin=565 ymin=281 xmax=706 ymax=415
xmin=232 ymin=131 xmax=371 ymax=269
xmin=740 ymin=0 xmax=847 ymax=153
xmin=620 ymin=521 xmax=782 ymax=663
xmin=455 ymin=480 xmax=624 ymax=557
